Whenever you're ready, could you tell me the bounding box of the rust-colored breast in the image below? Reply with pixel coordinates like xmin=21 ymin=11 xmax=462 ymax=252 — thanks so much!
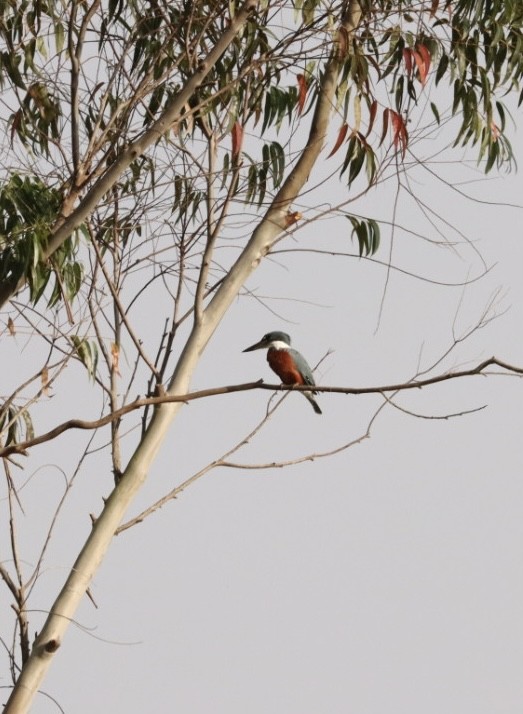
xmin=267 ymin=349 xmax=305 ymax=385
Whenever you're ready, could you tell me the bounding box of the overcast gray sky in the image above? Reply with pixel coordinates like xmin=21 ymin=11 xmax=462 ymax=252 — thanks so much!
xmin=2 ymin=88 xmax=523 ymax=714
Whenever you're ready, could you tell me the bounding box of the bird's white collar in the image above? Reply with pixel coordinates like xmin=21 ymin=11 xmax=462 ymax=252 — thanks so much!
xmin=267 ymin=340 xmax=290 ymax=350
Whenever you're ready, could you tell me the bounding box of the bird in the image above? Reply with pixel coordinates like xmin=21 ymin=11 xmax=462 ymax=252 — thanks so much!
xmin=242 ymin=331 xmax=322 ymax=414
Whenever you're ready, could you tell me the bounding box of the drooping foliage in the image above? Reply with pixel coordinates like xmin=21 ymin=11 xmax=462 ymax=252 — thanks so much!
xmin=0 ymin=0 xmax=520 ymax=318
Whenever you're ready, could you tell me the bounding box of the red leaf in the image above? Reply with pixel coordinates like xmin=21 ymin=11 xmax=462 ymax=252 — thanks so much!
xmin=414 ymin=44 xmax=431 ymax=86
xmin=297 ymin=74 xmax=307 ymax=115
xmin=285 ymin=211 xmax=302 ymax=227
xmin=391 ymin=112 xmax=401 ymax=149
xmin=231 ymin=121 xmax=243 ymax=161
xmin=417 ymin=44 xmax=431 ymax=63
xmin=430 ymin=0 xmax=439 ymax=17
xmin=366 ymin=99 xmax=378 ymax=137
xmin=391 ymin=111 xmax=408 ymax=158
xmin=328 ymin=122 xmax=349 ymax=158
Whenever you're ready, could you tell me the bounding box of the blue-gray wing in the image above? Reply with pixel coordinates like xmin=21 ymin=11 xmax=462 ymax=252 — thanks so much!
xmin=289 ymin=348 xmax=316 ymax=389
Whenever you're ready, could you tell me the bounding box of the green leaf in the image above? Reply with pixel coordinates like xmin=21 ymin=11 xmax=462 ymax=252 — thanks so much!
xmin=55 ymin=22 xmax=64 ymax=54
xmin=348 ymin=142 xmax=365 ymax=186
xmin=70 ymin=336 xmax=99 ymax=381
xmin=364 ymin=145 xmax=377 ymax=185
xmin=269 ymin=141 xmax=285 ymax=188
xmin=1 ymin=51 xmax=25 ymax=89
xmin=302 ymin=0 xmax=317 ymax=25
xmin=346 ymin=216 xmax=381 ymax=257
xmin=3 ymin=404 xmax=34 ymax=446
xmin=435 ymin=53 xmax=449 ymax=85
xmin=20 ymin=409 xmax=34 ymax=441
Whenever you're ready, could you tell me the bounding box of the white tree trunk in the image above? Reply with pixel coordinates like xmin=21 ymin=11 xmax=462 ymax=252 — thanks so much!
xmin=4 ymin=2 xmax=361 ymax=710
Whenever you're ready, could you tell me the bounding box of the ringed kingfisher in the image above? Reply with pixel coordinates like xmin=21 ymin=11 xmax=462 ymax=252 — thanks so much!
xmin=243 ymin=331 xmax=322 ymax=414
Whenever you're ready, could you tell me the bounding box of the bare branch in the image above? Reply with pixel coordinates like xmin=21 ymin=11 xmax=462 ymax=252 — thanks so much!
xmin=1 ymin=357 xmax=521 ymax=459
xmin=117 ymin=389 xmax=391 ymax=533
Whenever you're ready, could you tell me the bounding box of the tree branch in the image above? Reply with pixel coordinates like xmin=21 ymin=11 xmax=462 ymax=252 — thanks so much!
xmin=205 ymin=0 xmax=364 ymax=327
xmin=1 ymin=357 xmax=520 ymax=460
xmin=0 ymin=0 xmax=258 ymax=311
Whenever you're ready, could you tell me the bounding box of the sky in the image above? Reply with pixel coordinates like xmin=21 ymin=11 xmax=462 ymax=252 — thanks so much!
xmin=2 ymin=41 xmax=523 ymax=714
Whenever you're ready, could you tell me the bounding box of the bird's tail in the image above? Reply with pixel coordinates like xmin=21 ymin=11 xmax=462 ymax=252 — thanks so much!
xmin=304 ymin=391 xmax=322 ymax=415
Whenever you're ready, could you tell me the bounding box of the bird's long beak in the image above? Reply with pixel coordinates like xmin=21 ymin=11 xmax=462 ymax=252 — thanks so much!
xmin=242 ymin=338 xmax=267 ymax=352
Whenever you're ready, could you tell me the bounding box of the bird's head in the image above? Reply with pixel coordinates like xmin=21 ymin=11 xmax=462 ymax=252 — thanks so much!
xmin=242 ymin=331 xmax=291 ymax=352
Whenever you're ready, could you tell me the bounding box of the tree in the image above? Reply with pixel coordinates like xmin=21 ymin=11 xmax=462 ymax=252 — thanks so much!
xmin=1 ymin=0 xmax=522 ymax=710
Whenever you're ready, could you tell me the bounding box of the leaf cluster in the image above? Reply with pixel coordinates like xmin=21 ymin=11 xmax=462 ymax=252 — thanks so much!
xmin=0 ymin=0 xmax=520 ymax=319
xmin=0 ymin=401 xmax=34 ymax=448
xmin=0 ymin=175 xmax=82 ymax=306
xmin=346 ymin=215 xmax=381 ymax=257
